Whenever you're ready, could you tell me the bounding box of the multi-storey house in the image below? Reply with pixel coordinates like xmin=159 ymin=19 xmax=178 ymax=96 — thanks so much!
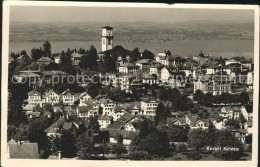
xmin=140 ymin=98 xmax=159 ymax=116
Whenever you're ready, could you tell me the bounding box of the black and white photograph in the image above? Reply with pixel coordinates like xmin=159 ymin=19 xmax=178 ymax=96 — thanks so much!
xmin=1 ymin=2 xmax=259 ymax=167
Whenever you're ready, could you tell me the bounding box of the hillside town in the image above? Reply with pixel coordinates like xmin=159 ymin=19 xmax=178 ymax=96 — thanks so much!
xmin=8 ymin=26 xmax=254 ymax=160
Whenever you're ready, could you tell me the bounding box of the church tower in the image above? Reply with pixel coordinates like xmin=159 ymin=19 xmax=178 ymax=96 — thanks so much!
xmin=101 ymin=26 xmax=114 ymax=52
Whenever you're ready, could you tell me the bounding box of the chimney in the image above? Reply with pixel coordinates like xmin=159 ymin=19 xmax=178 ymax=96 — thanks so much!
xmin=58 ymin=151 xmax=62 ymax=160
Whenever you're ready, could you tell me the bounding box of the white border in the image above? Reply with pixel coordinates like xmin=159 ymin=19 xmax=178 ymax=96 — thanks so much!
xmin=1 ymin=2 xmax=259 ymax=167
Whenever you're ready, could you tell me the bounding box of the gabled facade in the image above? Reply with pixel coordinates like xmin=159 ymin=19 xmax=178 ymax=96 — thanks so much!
xmin=62 ymin=89 xmax=75 ymax=105
xmin=43 ymin=89 xmax=61 ymax=106
xmin=28 ymin=90 xmax=42 ymax=107
xmin=220 ymin=107 xmax=240 ymax=120
xmin=79 ymin=92 xmax=92 ymax=106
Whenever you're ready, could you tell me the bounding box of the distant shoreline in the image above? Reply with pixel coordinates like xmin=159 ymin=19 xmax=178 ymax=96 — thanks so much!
xmin=9 ymin=39 xmax=254 ymax=59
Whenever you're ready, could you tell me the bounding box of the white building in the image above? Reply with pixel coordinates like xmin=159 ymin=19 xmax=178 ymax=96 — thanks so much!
xmin=99 ymin=97 xmax=116 ymax=116
xmin=194 ymin=75 xmax=231 ymax=96
xmin=62 ymin=89 xmax=75 ymax=105
xmin=28 ymin=90 xmax=42 ymax=107
xmin=98 ymin=115 xmax=111 ymax=129
xmin=140 ymin=98 xmax=159 ymax=116
xmin=77 ymin=105 xmax=98 ymax=120
xmin=54 ymin=55 xmax=61 ymax=64
xmin=220 ymin=106 xmax=240 ymax=120
xmin=79 ymin=92 xmax=92 ymax=106
xmin=43 ymin=89 xmax=61 ymax=106
xmin=225 ymin=58 xmax=240 ymax=66
xmin=118 ymin=63 xmax=139 ymax=74
xmin=160 ymin=67 xmax=172 ymax=83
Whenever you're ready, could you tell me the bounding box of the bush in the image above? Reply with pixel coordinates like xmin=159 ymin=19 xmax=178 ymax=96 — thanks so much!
xmin=129 ymin=151 xmax=151 ymax=160
xmin=186 ymin=151 xmax=203 ymax=160
xmin=178 ymin=144 xmax=187 ymax=152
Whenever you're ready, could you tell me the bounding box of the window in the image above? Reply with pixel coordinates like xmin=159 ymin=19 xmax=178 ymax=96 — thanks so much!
xmin=103 ymin=39 xmax=105 ymax=44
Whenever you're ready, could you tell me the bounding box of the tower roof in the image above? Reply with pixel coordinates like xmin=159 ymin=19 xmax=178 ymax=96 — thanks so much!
xmin=102 ymin=26 xmax=113 ymax=30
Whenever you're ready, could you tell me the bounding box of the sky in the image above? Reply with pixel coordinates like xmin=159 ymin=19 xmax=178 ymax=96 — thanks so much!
xmin=10 ymin=6 xmax=254 ymax=23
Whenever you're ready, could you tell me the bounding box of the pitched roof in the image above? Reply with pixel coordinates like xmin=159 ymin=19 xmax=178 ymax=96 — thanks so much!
xmin=28 ymin=90 xmax=41 ymax=96
xmin=42 ymin=70 xmax=67 ymax=76
xmin=136 ymin=59 xmax=153 ymax=64
xmin=22 ymin=104 xmax=34 ymax=111
xmin=71 ymin=52 xmax=83 ymax=58
xmin=62 ymin=122 xmax=72 ymax=130
xmin=190 ymin=118 xmax=210 ymax=127
xmin=223 ymin=106 xmax=241 ymax=112
xmin=25 ymin=112 xmax=41 ymax=118
xmin=8 ymin=142 xmax=39 ymax=159
xmin=119 ymin=63 xmax=139 ymax=68
xmin=167 ymin=117 xmax=186 ymax=125
xmin=45 ymin=89 xmax=60 ymax=97
xmin=107 ymin=123 xmax=123 ymax=129
xmin=131 ymin=121 xmax=142 ymax=130
xmin=118 ymin=113 xmax=136 ymax=123
xmin=77 ymin=106 xmax=94 ymax=113
xmin=103 ymin=128 xmax=138 ymax=140
xmin=141 ymin=97 xmax=158 ymax=103
xmin=37 ymin=57 xmax=53 ymax=62
xmin=102 ymin=26 xmax=113 ymax=30
xmin=63 ymin=106 xmax=76 ymax=112
xmin=98 ymin=115 xmax=111 ymax=121
xmin=19 ymin=72 xmax=40 ymax=77
xmin=62 ymin=89 xmax=75 ymax=95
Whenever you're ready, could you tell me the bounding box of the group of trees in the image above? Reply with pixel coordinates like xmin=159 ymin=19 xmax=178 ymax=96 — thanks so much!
xmin=157 ymin=87 xmax=194 ymax=111
xmin=129 ymin=120 xmax=171 ymax=159
xmin=193 ymin=90 xmax=250 ymax=106
xmin=187 ymin=128 xmax=243 ymax=160
xmin=78 ymin=45 xmax=98 ymax=71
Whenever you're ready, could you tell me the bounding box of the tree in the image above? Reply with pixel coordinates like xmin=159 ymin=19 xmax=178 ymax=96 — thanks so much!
xmin=239 ymin=91 xmax=249 ymax=105
xmin=76 ymin=134 xmax=95 ymax=159
xmin=79 ymin=45 xmax=98 ymax=70
xmin=130 ymin=48 xmax=140 ymax=62
xmin=43 ymin=41 xmax=52 ymax=57
xmin=154 ymin=103 xmax=170 ymax=126
xmin=31 ymin=48 xmax=44 ymax=61
xmin=212 ymin=130 xmax=243 ymax=160
xmin=225 ymin=119 xmax=240 ymax=129
xmin=52 ymin=130 xmax=77 ymax=158
xmin=20 ymin=50 xmax=27 ymax=56
xmin=43 ymin=62 xmax=59 ymax=71
xmin=193 ymin=90 xmax=204 ymax=102
xmin=129 ymin=150 xmax=150 ymax=160
xmin=87 ymin=117 xmax=100 ymax=139
xmin=186 ymin=151 xmax=203 ymax=160
xmin=112 ymin=143 xmax=127 ymax=158
xmin=99 ymin=142 xmax=110 ymax=156
xmin=98 ymin=55 xmax=117 ymax=73
xmin=167 ymin=125 xmax=189 ymax=142
xmin=188 ymin=129 xmax=208 ymax=150
xmin=28 ymin=61 xmax=39 ymax=70
xmin=27 ymin=115 xmax=52 ymax=151
xmin=130 ymin=127 xmax=170 ymax=157
xmin=10 ymin=52 xmax=20 ymax=60
xmin=141 ymin=49 xmax=155 ymax=60
xmin=86 ymin=82 xmax=102 ymax=98
xmin=59 ymin=51 xmax=76 ymax=75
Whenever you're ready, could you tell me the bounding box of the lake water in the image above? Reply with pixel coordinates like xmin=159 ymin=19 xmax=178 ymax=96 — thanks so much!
xmin=9 ymin=40 xmax=254 ymax=58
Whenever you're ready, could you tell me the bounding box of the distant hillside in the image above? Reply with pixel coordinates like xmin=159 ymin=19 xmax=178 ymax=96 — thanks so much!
xmin=9 ymin=21 xmax=254 ymax=43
